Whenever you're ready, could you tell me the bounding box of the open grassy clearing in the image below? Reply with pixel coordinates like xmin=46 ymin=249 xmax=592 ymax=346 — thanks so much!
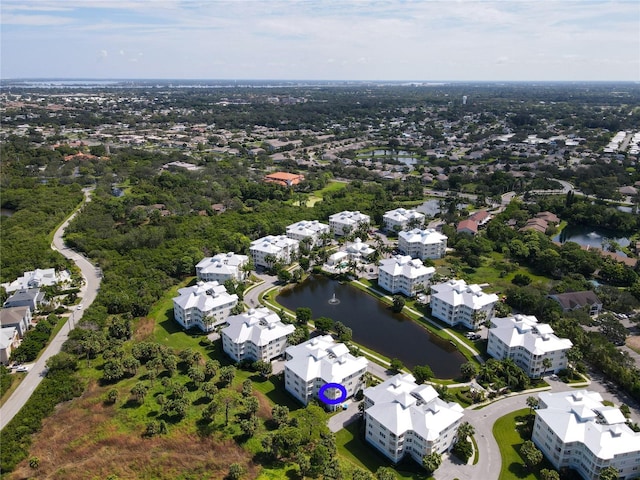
xmin=8 ymin=374 xmax=264 ymax=480
xmin=626 ymin=335 xmax=640 ymax=355
xmin=493 ymin=408 xmax=555 ymax=480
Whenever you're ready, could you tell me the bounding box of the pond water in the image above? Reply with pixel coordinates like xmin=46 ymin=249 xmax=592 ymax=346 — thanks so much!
xmin=359 ymin=150 xmax=420 ymax=166
xmin=553 ymin=225 xmax=631 ymax=257
xmin=276 ymin=276 xmax=466 ymax=378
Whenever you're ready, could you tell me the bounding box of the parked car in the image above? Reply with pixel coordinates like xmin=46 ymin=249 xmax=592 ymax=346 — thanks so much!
xmin=15 ymin=365 xmax=29 ymax=372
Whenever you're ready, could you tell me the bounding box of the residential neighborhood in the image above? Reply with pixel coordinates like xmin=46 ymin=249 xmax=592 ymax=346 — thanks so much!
xmin=1 ymin=79 xmax=639 ymax=480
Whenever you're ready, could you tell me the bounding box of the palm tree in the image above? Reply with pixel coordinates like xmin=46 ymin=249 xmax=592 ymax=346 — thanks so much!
xmin=457 ymin=421 xmax=475 ymax=440
xmin=526 ymin=396 xmax=539 ymax=416
xmin=263 ymin=254 xmax=277 ymax=270
xmin=542 ymin=357 xmax=553 ymax=374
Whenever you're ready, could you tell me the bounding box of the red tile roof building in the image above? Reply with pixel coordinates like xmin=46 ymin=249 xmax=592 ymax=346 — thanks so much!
xmin=264 ymin=172 xmax=304 ymax=187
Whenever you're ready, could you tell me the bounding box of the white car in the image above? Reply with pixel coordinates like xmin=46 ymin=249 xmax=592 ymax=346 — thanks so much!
xmin=77 ymin=304 xmax=83 ymax=310
xmin=15 ymin=365 xmax=29 ymax=372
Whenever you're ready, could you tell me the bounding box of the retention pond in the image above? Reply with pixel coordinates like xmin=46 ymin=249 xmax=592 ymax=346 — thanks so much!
xmin=276 ymin=275 xmax=466 ymax=378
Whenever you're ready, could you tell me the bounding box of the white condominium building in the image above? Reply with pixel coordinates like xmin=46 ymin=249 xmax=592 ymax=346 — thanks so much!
xmin=286 ymin=220 xmax=330 ymax=247
xmin=364 ymin=373 xmax=464 ymax=464
xmin=398 ymin=228 xmax=448 ymax=260
xmin=378 ymin=255 xmax=435 ymax=297
xmin=249 ymin=235 xmax=299 ymax=269
xmin=345 ymin=238 xmax=376 ymax=262
xmin=383 ymin=208 xmax=425 ymax=232
xmin=284 ymin=335 xmax=368 ymax=410
xmin=173 ymin=281 xmax=238 ymax=332
xmin=487 ymin=314 xmax=573 ymax=378
xmin=532 ymin=390 xmax=640 ymax=480
xmin=329 ymin=210 xmax=371 ymax=236
xmin=430 ymin=279 xmax=498 ymax=330
xmin=222 ymin=307 xmax=295 ymax=363
xmin=195 ymin=252 xmax=249 ymax=284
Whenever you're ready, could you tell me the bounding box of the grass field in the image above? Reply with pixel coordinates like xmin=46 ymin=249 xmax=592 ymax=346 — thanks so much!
xmin=493 ymin=408 xmax=554 ymax=480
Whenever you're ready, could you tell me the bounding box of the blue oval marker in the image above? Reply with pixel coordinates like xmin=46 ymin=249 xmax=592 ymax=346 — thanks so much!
xmin=318 ymin=382 xmax=347 ymax=405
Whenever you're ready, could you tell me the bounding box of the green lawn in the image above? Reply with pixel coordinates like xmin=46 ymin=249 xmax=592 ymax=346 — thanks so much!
xmin=493 ymin=408 xmax=554 ymax=480
xmin=314 ymin=180 xmax=348 ymax=196
xmin=336 ymin=422 xmax=429 ymax=480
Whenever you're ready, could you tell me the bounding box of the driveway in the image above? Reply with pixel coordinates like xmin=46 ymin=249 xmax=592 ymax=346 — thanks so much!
xmin=328 ymin=399 xmax=362 ymax=432
xmin=0 ymin=189 xmax=101 ymax=431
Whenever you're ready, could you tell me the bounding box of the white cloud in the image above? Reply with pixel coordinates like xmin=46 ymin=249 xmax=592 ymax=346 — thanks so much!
xmin=2 ymin=13 xmax=73 ymax=26
xmin=1 ymin=0 xmax=638 ymax=80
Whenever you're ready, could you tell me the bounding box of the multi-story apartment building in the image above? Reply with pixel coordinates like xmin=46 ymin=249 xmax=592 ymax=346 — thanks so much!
xmin=398 ymin=228 xmax=448 ymax=260
xmin=364 ymin=373 xmax=464 ymax=464
xmin=249 ymin=235 xmax=299 ymax=269
xmin=328 ymin=211 xmax=370 ymax=236
xmin=378 ymin=255 xmax=435 ymax=297
xmin=284 ymin=335 xmax=368 ymax=411
xmin=383 ymin=208 xmax=425 ymax=232
xmin=532 ymin=390 xmax=640 ymax=480
xmin=285 ymin=220 xmax=330 ymax=247
xmin=222 ymin=307 xmax=295 ymax=363
xmin=487 ymin=314 xmax=573 ymax=378
xmin=430 ymin=279 xmax=498 ymax=330
xmin=195 ymin=252 xmax=249 ymax=283
xmin=172 ymin=281 xmax=238 ymax=332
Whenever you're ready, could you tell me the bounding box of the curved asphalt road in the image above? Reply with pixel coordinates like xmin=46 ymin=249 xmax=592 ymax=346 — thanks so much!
xmin=0 ymin=189 xmax=101 ymax=431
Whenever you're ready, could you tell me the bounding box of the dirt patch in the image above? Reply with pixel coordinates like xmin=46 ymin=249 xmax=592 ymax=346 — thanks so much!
xmin=626 ymin=335 xmax=640 ymax=354
xmin=9 ymin=380 xmax=259 ymax=480
xmin=133 ymin=317 xmax=156 ymax=342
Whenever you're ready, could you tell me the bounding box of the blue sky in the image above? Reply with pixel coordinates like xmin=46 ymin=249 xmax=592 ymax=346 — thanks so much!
xmin=1 ymin=0 xmax=639 ymax=81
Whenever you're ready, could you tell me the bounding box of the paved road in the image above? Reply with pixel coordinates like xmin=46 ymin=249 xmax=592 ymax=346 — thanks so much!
xmin=436 ymin=374 xmax=640 ymax=480
xmin=243 ymin=271 xmax=279 ymax=311
xmin=0 ymin=189 xmax=101 ymax=431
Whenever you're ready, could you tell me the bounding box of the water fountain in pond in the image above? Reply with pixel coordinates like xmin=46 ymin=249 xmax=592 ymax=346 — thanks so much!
xmin=328 ymin=292 xmax=340 ymax=305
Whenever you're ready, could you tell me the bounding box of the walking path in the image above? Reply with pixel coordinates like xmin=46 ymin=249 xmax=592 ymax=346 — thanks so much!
xmin=0 ymin=189 xmax=101 ymax=431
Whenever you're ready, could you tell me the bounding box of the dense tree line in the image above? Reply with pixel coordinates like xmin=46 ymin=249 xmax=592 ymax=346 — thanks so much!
xmin=0 ymin=183 xmax=83 ymax=283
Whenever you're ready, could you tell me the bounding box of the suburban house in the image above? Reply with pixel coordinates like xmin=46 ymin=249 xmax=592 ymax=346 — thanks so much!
xmin=2 ymin=268 xmax=68 ymax=293
xmin=535 ymin=211 xmax=560 ymax=224
xmin=286 ymin=220 xmax=330 ymax=247
xmin=221 ymin=307 xmax=295 ymax=363
xmin=382 ymin=208 xmax=425 ymax=232
xmin=172 ymin=281 xmax=238 ymax=332
xmin=520 ymin=217 xmax=550 ymax=234
xmin=249 ymin=235 xmax=300 ymax=269
xmin=532 ymin=390 xmax=640 ymax=480
xmin=548 ymin=291 xmax=603 ymax=316
xmin=469 ymin=210 xmax=491 ymax=226
xmin=363 ymin=373 xmax=464 ymax=464
xmin=3 ymin=289 xmax=43 ymax=313
xmin=430 ymin=279 xmax=499 ymax=330
xmin=328 ymin=211 xmax=371 ymax=236
xmin=456 ymin=219 xmax=478 ymax=236
xmin=0 ymin=306 xmax=32 ymax=337
xmin=195 ymin=252 xmax=249 ymax=284
xmin=284 ymin=335 xmax=368 ymax=410
xmin=456 ymin=211 xmax=491 ymax=236
xmin=0 ymin=328 xmax=19 ymax=364
xmin=487 ymin=314 xmax=573 ymax=378
xmin=398 ymin=228 xmax=448 ymax=260
xmin=378 ymin=255 xmax=435 ymax=297
xmin=264 ymin=171 xmax=304 ymax=187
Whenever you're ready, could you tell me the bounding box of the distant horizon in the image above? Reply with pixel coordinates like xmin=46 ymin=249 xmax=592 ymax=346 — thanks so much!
xmin=2 ymin=1 xmax=638 ymax=82
xmin=2 ymin=77 xmax=639 ymax=84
